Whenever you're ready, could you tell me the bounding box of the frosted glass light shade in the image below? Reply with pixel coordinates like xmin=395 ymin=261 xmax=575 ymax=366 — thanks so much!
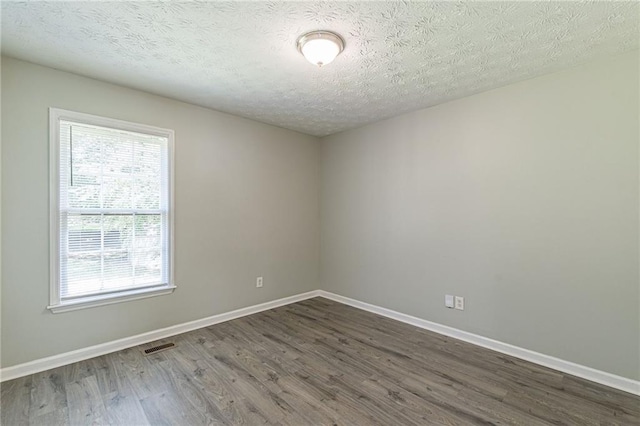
xmin=297 ymin=31 xmax=344 ymax=67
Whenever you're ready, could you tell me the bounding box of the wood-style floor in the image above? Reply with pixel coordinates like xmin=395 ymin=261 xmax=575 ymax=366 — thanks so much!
xmin=1 ymin=297 xmax=638 ymax=425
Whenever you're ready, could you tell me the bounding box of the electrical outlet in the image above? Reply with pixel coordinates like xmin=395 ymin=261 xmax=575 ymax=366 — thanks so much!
xmin=445 ymin=294 xmax=454 ymax=308
xmin=454 ymin=296 xmax=464 ymax=310
xmin=256 ymin=277 xmax=263 ymax=288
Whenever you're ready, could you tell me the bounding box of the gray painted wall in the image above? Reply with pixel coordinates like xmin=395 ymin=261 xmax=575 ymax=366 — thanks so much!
xmin=1 ymin=57 xmax=320 ymax=367
xmin=320 ymin=51 xmax=639 ymax=380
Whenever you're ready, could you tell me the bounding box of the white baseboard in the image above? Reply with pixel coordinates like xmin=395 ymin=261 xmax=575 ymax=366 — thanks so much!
xmin=317 ymin=290 xmax=640 ymax=396
xmin=3 ymin=289 xmax=638 ymax=397
xmin=0 ymin=290 xmax=321 ymax=382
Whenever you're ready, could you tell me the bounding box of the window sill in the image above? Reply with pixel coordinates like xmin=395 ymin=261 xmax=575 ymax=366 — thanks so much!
xmin=47 ymin=285 xmax=177 ymax=313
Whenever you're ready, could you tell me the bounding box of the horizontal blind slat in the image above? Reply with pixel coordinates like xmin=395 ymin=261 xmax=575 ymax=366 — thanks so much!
xmin=63 ymin=209 xmax=164 ymax=214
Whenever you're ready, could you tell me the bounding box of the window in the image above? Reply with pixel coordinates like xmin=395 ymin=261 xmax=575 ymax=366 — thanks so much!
xmin=49 ymin=108 xmax=175 ymax=313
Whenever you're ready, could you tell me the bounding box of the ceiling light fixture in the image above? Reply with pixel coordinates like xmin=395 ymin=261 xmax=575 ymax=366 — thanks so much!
xmin=297 ymin=31 xmax=345 ymax=67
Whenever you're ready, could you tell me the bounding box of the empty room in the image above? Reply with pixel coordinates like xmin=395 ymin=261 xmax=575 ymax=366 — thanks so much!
xmin=1 ymin=1 xmax=638 ymax=425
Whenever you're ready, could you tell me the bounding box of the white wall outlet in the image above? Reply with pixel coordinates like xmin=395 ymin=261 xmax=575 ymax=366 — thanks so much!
xmin=454 ymin=296 xmax=464 ymax=310
xmin=256 ymin=277 xmax=263 ymax=288
xmin=445 ymin=294 xmax=454 ymax=308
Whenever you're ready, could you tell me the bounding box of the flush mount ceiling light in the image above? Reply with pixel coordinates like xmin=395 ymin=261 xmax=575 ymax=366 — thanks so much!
xmin=297 ymin=30 xmax=345 ymax=67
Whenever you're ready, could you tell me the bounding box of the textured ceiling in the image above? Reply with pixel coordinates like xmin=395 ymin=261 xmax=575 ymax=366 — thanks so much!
xmin=2 ymin=1 xmax=638 ymax=137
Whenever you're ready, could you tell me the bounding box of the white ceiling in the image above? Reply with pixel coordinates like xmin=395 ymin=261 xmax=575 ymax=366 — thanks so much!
xmin=2 ymin=1 xmax=638 ymax=137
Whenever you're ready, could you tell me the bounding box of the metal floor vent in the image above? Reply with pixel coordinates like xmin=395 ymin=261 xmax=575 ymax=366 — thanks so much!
xmin=143 ymin=342 xmax=176 ymax=355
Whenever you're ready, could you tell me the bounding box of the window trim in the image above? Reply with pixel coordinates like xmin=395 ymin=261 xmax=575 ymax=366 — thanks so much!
xmin=48 ymin=108 xmax=176 ymax=313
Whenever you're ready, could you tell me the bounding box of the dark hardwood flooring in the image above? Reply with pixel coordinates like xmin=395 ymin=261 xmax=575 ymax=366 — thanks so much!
xmin=1 ymin=297 xmax=638 ymax=425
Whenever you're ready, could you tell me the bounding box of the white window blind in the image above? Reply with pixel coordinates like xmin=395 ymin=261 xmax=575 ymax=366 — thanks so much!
xmin=50 ymin=109 xmax=174 ymax=312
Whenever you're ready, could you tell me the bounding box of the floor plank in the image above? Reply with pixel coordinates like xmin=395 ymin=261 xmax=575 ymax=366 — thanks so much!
xmin=28 ymin=369 xmax=67 ymax=419
xmin=1 ymin=297 xmax=638 ymax=425
xmin=0 ymin=375 xmax=32 ymax=426
xmin=65 ymin=375 xmax=109 ymax=425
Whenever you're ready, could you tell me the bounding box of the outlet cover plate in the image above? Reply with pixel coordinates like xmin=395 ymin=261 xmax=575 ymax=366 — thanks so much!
xmin=454 ymin=296 xmax=464 ymax=310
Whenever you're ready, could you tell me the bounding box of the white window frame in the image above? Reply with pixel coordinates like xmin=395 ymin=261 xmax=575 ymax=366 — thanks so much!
xmin=48 ymin=108 xmax=176 ymax=313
